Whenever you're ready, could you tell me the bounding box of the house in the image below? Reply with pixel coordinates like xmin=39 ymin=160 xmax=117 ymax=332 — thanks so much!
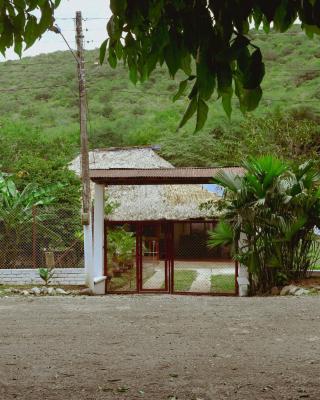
xmin=70 ymin=146 xmax=245 ymax=295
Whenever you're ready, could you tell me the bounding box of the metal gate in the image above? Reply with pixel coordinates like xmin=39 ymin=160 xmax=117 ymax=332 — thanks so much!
xmin=105 ymin=220 xmax=238 ymax=295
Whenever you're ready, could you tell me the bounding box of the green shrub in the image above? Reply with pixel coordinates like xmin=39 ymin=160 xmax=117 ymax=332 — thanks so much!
xmin=208 ymin=156 xmax=320 ymax=293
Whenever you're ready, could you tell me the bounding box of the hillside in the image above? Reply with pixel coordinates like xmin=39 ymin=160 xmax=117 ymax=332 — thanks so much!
xmin=0 ymin=25 xmax=320 ymax=169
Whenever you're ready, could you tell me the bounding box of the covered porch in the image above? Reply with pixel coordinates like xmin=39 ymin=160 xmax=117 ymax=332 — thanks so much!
xmin=86 ymin=167 xmax=247 ymax=295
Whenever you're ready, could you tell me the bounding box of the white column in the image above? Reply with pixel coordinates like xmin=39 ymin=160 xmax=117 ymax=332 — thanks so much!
xmin=83 ymin=223 xmax=93 ymax=286
xmin=91 ymin=183 xmax=106 ymax=294
xmin=237 ymin=233 xmax=249 ymax=296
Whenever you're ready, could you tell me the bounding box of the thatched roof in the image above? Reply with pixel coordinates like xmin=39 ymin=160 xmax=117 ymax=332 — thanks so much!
xmin=69 ymin=146 xmax=221 ymax=221
xmin=69 ymin=146 xmax=173 ymax=171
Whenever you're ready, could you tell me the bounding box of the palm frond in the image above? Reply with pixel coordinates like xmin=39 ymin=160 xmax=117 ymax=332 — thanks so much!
xmin=207 ymin=221 xmax=233 ymax=248
xmin=212 ymin=171 xmax=242 ymax=193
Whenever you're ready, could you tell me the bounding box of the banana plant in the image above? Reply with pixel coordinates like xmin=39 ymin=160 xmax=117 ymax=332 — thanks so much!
xmin=0 ymin=173 xmax=59 ymax=268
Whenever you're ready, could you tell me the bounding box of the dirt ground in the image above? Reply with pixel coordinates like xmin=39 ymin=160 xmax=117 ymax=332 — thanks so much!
xmin=0 ymin=295 xmax=320 ymax=400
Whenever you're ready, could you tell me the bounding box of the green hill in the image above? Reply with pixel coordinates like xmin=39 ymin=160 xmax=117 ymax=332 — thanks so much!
xmin=0 ymin=25 xmax=320 ymax=171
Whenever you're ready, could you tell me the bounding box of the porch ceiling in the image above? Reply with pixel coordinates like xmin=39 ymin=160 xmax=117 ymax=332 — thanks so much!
xmin=89 ymin=167 xmax=244 ymax=185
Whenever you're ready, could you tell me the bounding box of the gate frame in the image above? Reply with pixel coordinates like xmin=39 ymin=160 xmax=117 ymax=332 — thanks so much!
xmin=104 ymin=219 xmax=239 ymax=296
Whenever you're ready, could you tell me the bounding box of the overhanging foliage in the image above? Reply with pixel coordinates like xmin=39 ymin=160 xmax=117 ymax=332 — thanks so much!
xmin=102 ymin=1 xmax=320 ymax=130
xmin=0 ymin=0 xmax=61 ymax=57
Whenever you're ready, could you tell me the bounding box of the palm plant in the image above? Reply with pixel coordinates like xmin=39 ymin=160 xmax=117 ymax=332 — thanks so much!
xmin=207 ymin=156 xmax=320 ymax=293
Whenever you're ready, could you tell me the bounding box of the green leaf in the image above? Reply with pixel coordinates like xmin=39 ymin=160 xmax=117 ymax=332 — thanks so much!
xmin=188 ymin=81 xmax=198 ymax=99
xmin=195 ymin=98 xmax=208 ymax=132
xmin=173 ymin=79 xmax=188 ymax=102
xmin=114 ymin=39 xmax=123 ymax=59
xmin=110 ymin=0 xmax=127 ymax=16
xmin=196 ymin=58 xmax=215 ymax=100
xmin=107 ymin=15 xmax=122 ymax=41
xmin=129 ymin=63 xmax=138 ymax=84
xmin=243 ymin=86 xmax=262 ymax=111
xmin=274 ymin=0 xmax=296 ymax=32
xmin=7 ymin=180 xmax=17 ymax=197
xmin=222 ymin=90 xmax=233 ymax=119
xmin=38 ymin=1 xmax=53 ymax=33
xmin=14 ymin=11 xmax=26 ymax=32
xmin=24 ymin=15 xmax=38 ymax=48
xmin=212 ymin=170 xmax=242 ymax=192
xmin=99 ymin=39 xmax=108 ymax=64
xmin=243 ymin=49 xmax=265 ymax=90
xmin=253 ymin=7 xmax=263 ymax=30
xmin=208 ymin=221 xmax=233 ymax=247
xmin=180 ymin=53 xmax=192 ymax=75
xmin=229 ymin=35 xmax=250 ymax=61
xmin=146 ymin=51 xmax=159 ymax=76
xmin=178 ymin=96 xmax=197 ymax=129
xmin=164 ymin=42 xmax=180 ymax=77
xmin=217 ymin=64 xmax=232 ymax=95
xmin=14 ymin=38 xmax=22 ymax=57
xmin=262 ymin=16 xmax=271 ymax=33
xmin=108 ymin=47 xmax=117 ymax=68
xmin=13 ymin=0 xmax=25 ymax=10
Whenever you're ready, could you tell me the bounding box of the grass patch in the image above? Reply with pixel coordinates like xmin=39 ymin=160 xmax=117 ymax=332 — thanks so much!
xmin=309 ymin=264 xmax=320 ymax=270
xmin=108 ymin=269 xmax=137 ymax=291
xmin=173 ymin=270 xmax=197 ymax=291
xmin=211 ymin=274 xmax=235 ymax=293
xmin=108 ymin=266 xmax=157 ymax=291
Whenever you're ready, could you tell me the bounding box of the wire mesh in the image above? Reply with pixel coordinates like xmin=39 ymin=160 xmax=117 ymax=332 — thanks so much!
xmin=0 ymin=207 xmax=84 ymax=269
xmin=172 ymin=222 xmax=236 ymax=294
xmin=105 ymin=221 xmax=237 ymax=295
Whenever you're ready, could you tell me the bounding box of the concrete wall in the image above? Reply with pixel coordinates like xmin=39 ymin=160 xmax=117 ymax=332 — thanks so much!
xmin=0 ymin=269 xmax=86 ymax=286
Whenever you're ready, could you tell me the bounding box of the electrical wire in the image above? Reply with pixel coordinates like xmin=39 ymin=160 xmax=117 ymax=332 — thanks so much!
xmin=57 ymin=30 xmax=79 ymax=64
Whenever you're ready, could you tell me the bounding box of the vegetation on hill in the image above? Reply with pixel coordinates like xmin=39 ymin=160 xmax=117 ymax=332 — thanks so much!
xmin=0 ymin=26 xmax=319 ymax=178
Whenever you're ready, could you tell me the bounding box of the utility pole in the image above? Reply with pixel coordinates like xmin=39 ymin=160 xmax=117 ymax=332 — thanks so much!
xmin=75 ymin=11 xmax=93 ymax=285
xmin=75 ymin=10 xmax=91 ymax=225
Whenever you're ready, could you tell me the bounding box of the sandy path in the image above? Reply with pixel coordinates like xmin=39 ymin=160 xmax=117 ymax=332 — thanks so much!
xmin=0 ymin=295 xmax=319 ymax=400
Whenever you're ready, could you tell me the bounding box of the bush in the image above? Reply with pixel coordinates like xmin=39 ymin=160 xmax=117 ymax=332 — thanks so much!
xmin=208 ymin=156 xmax=320 ymax=293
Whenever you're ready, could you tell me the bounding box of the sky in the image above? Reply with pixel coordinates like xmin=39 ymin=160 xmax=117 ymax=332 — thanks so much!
xmin=0 ymin=0 xmax=112 ymax=61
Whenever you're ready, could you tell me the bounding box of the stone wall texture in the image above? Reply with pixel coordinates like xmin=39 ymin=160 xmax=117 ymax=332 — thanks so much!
xmin=0 ymin=269 xmax=86 ymax=285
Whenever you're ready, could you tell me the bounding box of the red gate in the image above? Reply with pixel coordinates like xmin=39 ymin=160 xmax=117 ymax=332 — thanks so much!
xmin=105 ymin=220 xmax=238 ymax=295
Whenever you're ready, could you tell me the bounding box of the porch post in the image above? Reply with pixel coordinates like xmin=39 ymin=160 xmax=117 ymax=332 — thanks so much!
xmin=84 ymin=223 xmax=93 ymax=286
xmin=237 ymin=233 xmax=249 ymax=296
xmin=91 ymin=183 xmax=106 ymax=294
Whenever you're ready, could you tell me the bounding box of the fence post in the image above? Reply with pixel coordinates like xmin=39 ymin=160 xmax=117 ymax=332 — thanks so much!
xmin=32 ymin=206 xmax=37 ymax=269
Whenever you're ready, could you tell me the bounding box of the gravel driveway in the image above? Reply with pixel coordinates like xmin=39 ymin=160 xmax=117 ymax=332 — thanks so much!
xmin=0 ymin=295 xmax=319 ymax=400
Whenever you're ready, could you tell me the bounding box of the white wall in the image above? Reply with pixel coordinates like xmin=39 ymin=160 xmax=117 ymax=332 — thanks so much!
xmin=0 ymin=269 xmax=86 ymax=286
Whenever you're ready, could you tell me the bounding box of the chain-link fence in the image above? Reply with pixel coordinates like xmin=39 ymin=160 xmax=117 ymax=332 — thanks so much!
xmin=172 ymin=222 xmax=236 ymax=294
xmin=0 ymin=207 xmax=84 ymax=269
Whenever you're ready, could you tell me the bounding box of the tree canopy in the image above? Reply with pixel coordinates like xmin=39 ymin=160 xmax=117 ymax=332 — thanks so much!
xmin=1 ymin=1 xmax=320 ymax=130
xmin=0 ymin=0 xmax=60 ymax=57
xmin=101 ymin=0 xmax=320 ymax=130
